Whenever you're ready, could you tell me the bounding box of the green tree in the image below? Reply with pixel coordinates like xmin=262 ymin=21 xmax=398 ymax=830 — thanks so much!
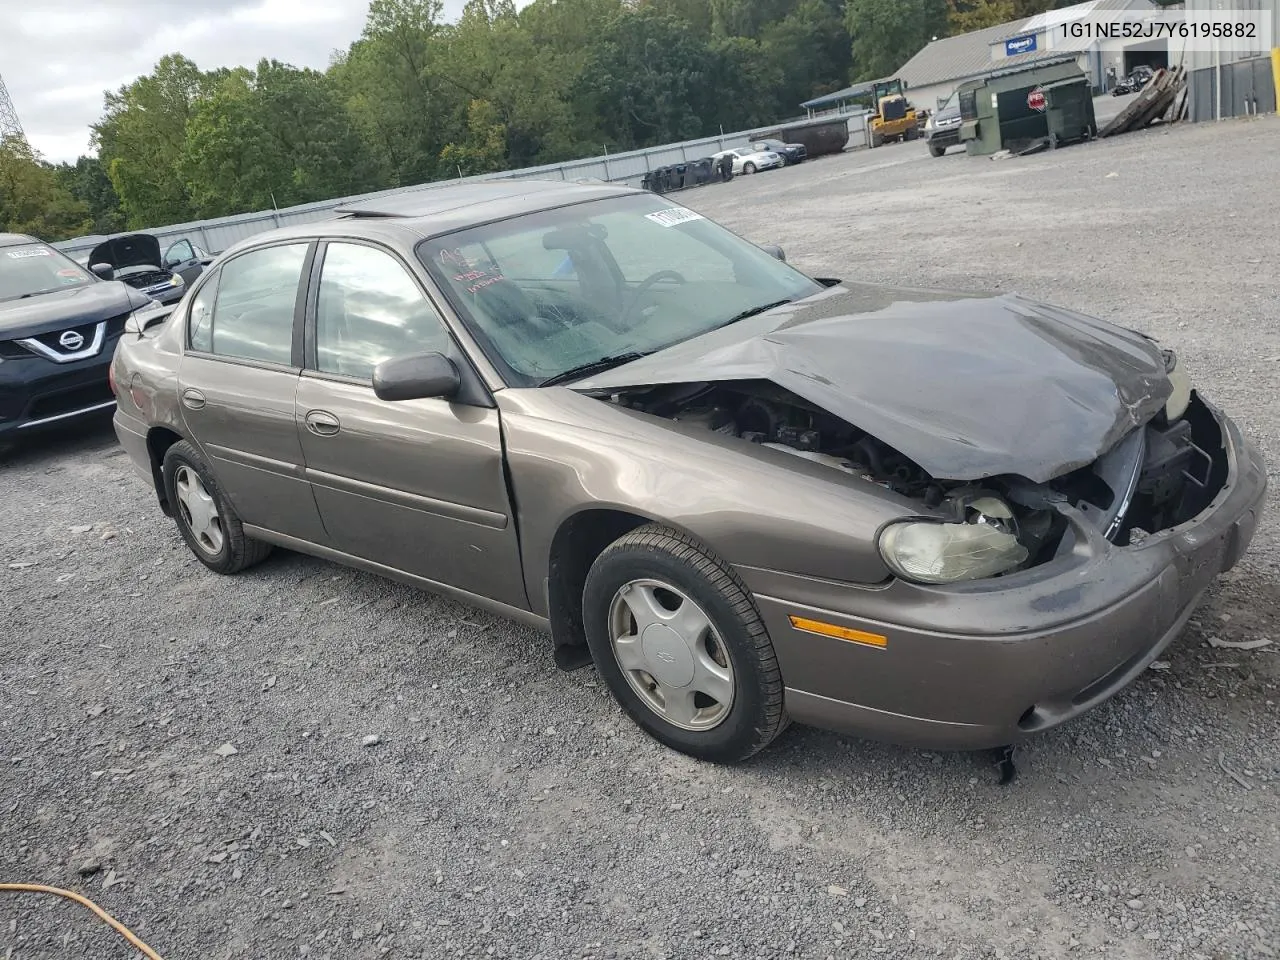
xmin=575 ymin=9 xmax=719 ymax=149
xmin=760 ymin=0 xmax=852 ymax=113
xmin=180 ymin=61 xmax=375 ymax=218
xmin=845 ymin=0 xmax=949 ymax=80
xmin=947 ymin=0 xmax=1080 ymax=32
xmin=53 ymin=156 xmax=125 ymax=235
xmin=331 ymin=0 xmax=450 ymax=187
xmin=636 ymin=0 xmax=713 ymax=35
xmin=0 ymin=140 xmax=91 ymax=241
xmin=93 ymin=54 xmax=220 ymax=227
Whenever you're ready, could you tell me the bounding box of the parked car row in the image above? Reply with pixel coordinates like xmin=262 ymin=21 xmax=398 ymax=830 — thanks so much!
xmin=643 ymin=138 xmax=809 ymax=195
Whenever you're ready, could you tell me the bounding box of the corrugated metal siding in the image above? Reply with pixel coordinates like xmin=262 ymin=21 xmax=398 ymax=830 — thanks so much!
xmin=1184 ymin=0 xmax=1278 ymax=73
xmin=54 ymin=115 xmax=869 ymax=260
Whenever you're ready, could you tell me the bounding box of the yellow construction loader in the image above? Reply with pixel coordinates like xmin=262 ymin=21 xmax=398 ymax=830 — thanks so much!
xmin=868 ymin=78 xmax=921 ymax=148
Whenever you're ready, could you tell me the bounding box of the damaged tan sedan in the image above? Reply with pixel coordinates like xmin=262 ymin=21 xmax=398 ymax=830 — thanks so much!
xmin=110 ymin=181 xmax=1266 ymax=763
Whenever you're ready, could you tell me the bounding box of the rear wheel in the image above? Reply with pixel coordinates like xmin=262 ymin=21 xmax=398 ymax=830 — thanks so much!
xmin=163 ymin=440 xmax=272 ymax=574
xmin=743 ymin=162 xmax=757 ymax=174
xmin=583 ymin=524 xmax=787 ymax=763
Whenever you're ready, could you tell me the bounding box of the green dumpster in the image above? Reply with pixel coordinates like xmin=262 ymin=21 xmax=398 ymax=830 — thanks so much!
xmin=1042 ymin=76 xmax=1097 ymax=148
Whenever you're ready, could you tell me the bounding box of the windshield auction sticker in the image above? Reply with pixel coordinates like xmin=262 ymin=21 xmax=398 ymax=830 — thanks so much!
xmin=645 ymin=208 xmax=705 ymax=228
xmin=6 ymin=247 xmax=53 ymax=258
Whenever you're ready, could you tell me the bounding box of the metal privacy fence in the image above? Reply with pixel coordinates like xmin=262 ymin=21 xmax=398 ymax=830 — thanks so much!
xmin=1188 ymin=55 xmax=1278 ymax=122
xmin=53 ymin=111 xmax=869 ymax=261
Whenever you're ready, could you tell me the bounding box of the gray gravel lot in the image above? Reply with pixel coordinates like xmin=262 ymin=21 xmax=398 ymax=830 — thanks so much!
xmin=3 ymin=116 xmax=1279 ymax=960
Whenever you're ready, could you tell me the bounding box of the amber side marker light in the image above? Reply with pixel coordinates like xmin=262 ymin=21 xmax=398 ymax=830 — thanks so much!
xmin=788 ymin=616 xmax=888 ymax=649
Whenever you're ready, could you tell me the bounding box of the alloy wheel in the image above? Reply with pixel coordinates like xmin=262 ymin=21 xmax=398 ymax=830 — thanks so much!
xmin=174 ymin=465 xmax=225 ymax=556
xmin=607 ymin=578 xmax=735 ymax=731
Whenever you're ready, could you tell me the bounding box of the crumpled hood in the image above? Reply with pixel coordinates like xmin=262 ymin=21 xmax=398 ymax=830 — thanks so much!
xmin=89 ymin=233 xmax=162 ymax=270
xmin=575 ymin=282 xmax=1173 ymax=483
xmin=0 ymin=280 xmax=152 ymax=340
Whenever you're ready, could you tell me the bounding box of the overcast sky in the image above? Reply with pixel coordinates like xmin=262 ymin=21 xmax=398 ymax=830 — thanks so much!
xmin=2 ymin=0 xmax=503 ymax=163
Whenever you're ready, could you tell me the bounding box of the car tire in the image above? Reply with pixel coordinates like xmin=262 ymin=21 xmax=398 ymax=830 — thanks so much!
xmin=582 ymin=523 xmax=787 ymax=764
xmin=929 ymin=142 xmax=945 ymax=158
xmin=162 ymin=439 xmax=272 ymax=575
xmin=743 ymin=162 xmax=756 ymax=174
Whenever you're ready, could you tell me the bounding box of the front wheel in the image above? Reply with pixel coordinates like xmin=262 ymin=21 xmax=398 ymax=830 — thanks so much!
xmin=929 ymin=142 xmax=945 ymax=158
xmin=582 ymin=525 xmax=787 ymax=763
xmin=742 ymin=162 xmax=756 ymax=174
xmin=163 ymin=440 xmax=272 ymax=574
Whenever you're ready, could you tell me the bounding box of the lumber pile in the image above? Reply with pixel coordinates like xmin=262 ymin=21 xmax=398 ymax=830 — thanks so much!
xmin=1098 ymin=66 xmax=1188 ymax=138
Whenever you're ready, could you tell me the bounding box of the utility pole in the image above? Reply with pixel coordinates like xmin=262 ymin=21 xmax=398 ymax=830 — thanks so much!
xmin=0 ymin=73 xmax=26 ymax=144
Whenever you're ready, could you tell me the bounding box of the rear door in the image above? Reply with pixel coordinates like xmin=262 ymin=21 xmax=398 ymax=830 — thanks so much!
xmin=179 ymin=241 xmax=328 ymax=544
xmin=293 ymin=239 xmax=526 ymax=607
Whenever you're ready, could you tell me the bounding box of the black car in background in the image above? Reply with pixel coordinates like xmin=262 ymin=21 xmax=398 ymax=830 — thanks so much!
xmin=1 ymin=233 xmax=154 ymax=440
xmin=751 ymin=138 xmax=807 ymax=165
xmin=87 ymin=233 xmax=190 ymax=305
xmin=1112 ymin=65 xmax=1156 ymax=96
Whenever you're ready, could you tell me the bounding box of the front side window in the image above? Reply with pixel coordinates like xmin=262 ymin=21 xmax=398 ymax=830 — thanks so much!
xmin=313 ymin=242 xmax=451 ymax=380
xmin=0 ymin=243 xmax=92 ymax=302
xmin=204 ymin=243 xmax=308 ymax=365
xmin=166 ymin=240 xmax=194 ymax=264
xmin=419 ymin=193 xmax=822 ymax=387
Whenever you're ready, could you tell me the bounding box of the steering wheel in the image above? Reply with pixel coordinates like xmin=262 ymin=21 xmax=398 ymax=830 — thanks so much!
xmin=622 ymin=269 xmax=687 ymax=324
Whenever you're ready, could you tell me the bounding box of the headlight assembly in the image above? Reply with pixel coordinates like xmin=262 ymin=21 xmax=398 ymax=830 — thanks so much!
xmin=1163 ymin=350 xmax=1191 ymax=422
xmin=169 ymin=274 xmax=184 ymax=287
xmin=878 ymin=496 xmax=1029 ymax=585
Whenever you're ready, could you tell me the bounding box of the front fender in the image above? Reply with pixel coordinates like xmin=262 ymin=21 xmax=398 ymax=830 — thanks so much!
xmin=497 ymin=389 xmax=916 ymax=617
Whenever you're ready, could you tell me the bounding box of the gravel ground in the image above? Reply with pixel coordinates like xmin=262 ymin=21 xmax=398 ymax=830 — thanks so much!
xmin=3 ymin=116 xmax=1279 ymax=960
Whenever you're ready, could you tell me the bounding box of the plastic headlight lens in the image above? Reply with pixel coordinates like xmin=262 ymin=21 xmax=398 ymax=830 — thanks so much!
xmin=879 ymin=516 xmax=1029 ymax=585
xmin=169 ymin=274 xmax=184 ymax=286
xmin=1164 ymin=352 xmax=1191 ymax=421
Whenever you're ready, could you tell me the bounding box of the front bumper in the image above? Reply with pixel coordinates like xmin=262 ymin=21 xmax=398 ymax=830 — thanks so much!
xmin=743 ymin=399 xmax=1267 ymax=750
xmin=0 ymin=346 xmax=119 ymax=438
xmin=927 ymin=125 xmax=961 ymax=148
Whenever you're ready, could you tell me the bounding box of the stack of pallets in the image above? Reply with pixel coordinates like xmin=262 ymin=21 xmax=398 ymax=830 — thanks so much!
xmin=1099 ymin=66 xmax=1189 ymax=138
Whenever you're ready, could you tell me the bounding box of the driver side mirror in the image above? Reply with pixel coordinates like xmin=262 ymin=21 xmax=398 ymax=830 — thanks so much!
xmin=373 ymin=352 xmax=461 ymax=402
xmin=759 ymin=244 xmax=787 ymax=262
xmin=90 ymin=263 xmax=114 ymax=280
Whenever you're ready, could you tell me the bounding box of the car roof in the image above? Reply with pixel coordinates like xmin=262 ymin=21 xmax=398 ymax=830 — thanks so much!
xmin=212 ymin=180 xmax=650 ymax=260
xmin=0 ymin=232 xmax=39 ymax=247
xmin=335 ymin=179 xmax=636 ymax=228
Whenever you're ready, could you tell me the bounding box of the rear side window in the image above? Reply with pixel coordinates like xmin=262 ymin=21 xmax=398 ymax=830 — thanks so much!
xmin=205 ymin=244 xmax=308 ymax=364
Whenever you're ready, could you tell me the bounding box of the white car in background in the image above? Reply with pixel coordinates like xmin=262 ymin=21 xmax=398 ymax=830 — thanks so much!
xmin=713 ymin=147 xmax=784 ymax=175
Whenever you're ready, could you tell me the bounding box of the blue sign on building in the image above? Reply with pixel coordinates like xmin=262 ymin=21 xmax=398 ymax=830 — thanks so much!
xmin=1005 ymin=33 xmax=1039 ymax=56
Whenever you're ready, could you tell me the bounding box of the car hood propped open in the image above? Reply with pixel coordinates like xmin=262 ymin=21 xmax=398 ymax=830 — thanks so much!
xmin=575 ymin=282 xmax=1173 ymax=483
xmin=88 ymin=234 xmax=163 ymax=270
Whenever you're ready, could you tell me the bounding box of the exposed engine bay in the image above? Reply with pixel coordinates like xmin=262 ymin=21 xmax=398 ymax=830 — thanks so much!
xmin=601 ymin=373 xmax=1228 ymax=573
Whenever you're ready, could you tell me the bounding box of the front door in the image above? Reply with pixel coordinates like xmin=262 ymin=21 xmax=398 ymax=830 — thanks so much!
xmin=163 ymin=239 xmax=206 ymax=285
xmin=179 ymin=241 xmax=328 ymax=544
xmin=294 ymin=240 xmax=526 ymax=608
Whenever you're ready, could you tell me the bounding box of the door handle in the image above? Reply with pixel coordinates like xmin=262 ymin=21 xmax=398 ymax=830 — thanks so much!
xmin=305 ymin=410 xmax=341 ymax=437
xmin=181 ymin=388 xmax=206 ymax=410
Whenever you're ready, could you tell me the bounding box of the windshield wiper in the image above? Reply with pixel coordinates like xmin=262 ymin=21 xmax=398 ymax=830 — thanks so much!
xmin=716 ymin=299 xmax=793 ymax=329
xmin=539 ymin=352 xmax=649 ymax=388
